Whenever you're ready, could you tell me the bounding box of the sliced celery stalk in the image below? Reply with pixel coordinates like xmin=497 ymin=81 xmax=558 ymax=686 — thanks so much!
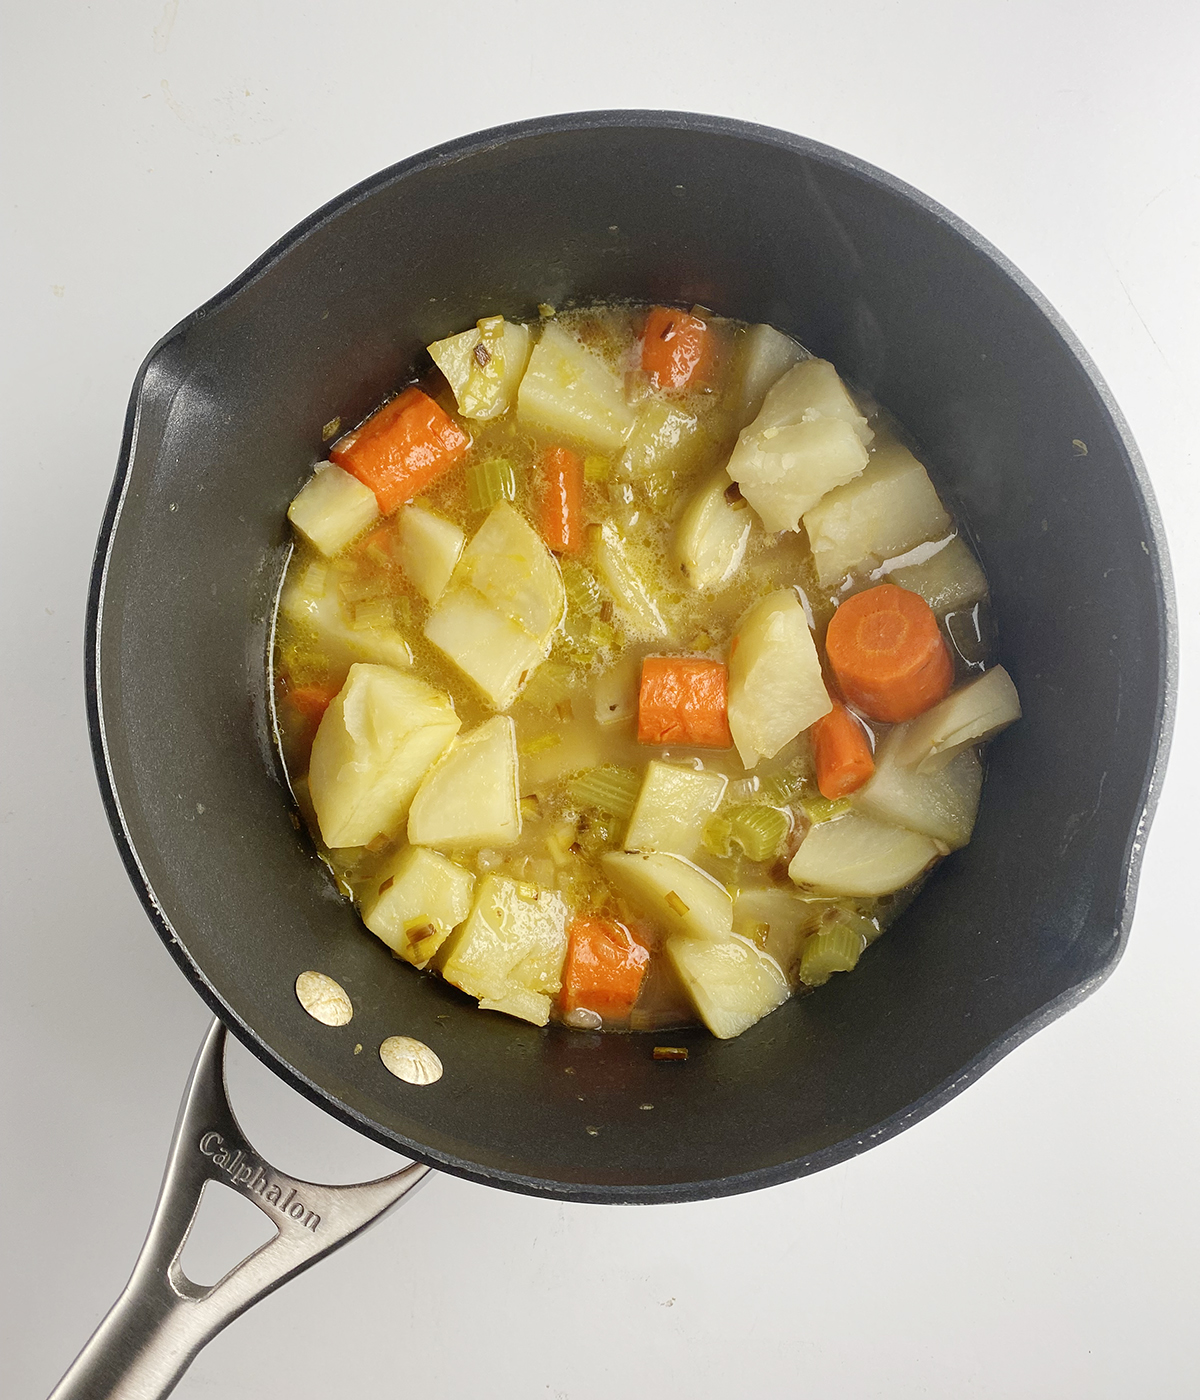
xmin=567 ymin=766 xmax=642 ymax=820
xmin=727 ymin=805 xmax=790 ymax=862
xmin=798 ymin=923 xmax=865 ymax=987
xmin=465 ymin=458 xmax=517 ymax=511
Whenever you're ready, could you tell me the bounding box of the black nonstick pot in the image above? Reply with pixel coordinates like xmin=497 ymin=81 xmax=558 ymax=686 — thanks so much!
xmin=85 ymin=111 xmax=1173 ymax=1207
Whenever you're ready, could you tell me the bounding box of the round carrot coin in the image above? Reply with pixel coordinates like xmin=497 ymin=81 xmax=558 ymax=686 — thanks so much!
xmin=825 ymin=584 xmax=953 ymax=723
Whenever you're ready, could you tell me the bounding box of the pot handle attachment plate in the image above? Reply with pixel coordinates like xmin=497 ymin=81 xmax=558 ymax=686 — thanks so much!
xmin=48 ymin=1019 xmax=431 ymax=1400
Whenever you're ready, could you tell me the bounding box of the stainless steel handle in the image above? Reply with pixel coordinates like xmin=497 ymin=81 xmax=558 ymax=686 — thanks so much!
xmin=49 ymin=1020 xmax=431 ymax=1400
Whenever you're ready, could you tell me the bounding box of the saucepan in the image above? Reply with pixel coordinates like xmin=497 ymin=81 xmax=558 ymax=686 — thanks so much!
xmin=54 ymin=111 xmax=1174 ymax=1399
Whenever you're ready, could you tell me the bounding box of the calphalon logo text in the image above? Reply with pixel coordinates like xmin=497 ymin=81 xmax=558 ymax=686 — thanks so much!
xmin=199 ymin=1132 xmax=321 ymax=1231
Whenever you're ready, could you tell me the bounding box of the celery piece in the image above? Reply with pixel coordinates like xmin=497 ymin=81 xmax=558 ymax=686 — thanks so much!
xmin=351 ymin=598 xmax=394 ymax=631
xmin=728 ymin=805 xmax=790 ymax=862
xmin=561 ymin=559 xmax=603 ymax=616
xmin=797 ymin=922 xmax=866 ymax=987
xmin=466 ymin=458 xmax=517 ymax=511
xmin=801 ymin=793 xmax=853 ymax=823
xmin=758 ymin=770 xmax=806 ymax=806
xmin=519 ymin=732 xmax=562 ymax=757
xmin=567 ymin=766 xmax=642 ymax=821
xmin=702 ymin=814 xmax=735 ymax=858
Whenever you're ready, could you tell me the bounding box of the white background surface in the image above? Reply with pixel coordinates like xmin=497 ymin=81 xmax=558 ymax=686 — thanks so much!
xmin=4 ymin=2 xmax=1198 ymax=1396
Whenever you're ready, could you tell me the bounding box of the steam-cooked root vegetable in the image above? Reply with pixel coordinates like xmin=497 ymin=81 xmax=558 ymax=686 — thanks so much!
xmin=727 ymin=589 xmax=831 ymax=767
xmin=667 ymin=935 xmax=790 ymax=1039
xmin=455 ymin=503 xmax=566 ymax=640
xmin=731 ymin=323 xmax=805 ymax=426
xmin=803 ymin=444 xmax=952 ymax=587
xmin=811 ymin=700 xmax=876 ymax=799
xmin=331 ymin=388 xmax=471 ymax=514
xmin=592 ymin=524 xmax=669 ymax=637
xmin=427 ymin=315 xmax=532 ymax=420
xmin=280 ymin=560 xmax=414 ymax=672
xmin=640 ymin=307 xmax=716 ymax=391
xmin=395 ymin=505 xmax=464 ymax=605
xmin=439 ymin=874 xmax=569 ymax=1025
xmin=288 ymin=463 xmax=381 ymax=556
xmin=624 ymin=761 xmax=729 ymax=858
xmin=360 ymin=846 xmax=475 ymax=967
xmin=824 ymin=584 xmax=953 ymax=723
xmin=424 ymin=588 xmax=547 ymax=710
xmin=593 ymin=653 xmax=639 ymax=727
xmin=887 ymin=536 xmax=988 ymax=615
xmin=308 ymin=664 xmax=461 ymax=849
xmin=727 ymin=417 xmax=869 ymax=534
xmin=854 ymin=729 xmax=983 ymax=849
xmin=788 ymin=812 xmax=941 ymax=897
xmin=603 ymin=851 xmax=734 ymax=942
xmin=517 ymin=321 xmax=636 ymax=450
xmin=893 ymin=666 xmax=1021 ymax=773
xmin=620 ymin=400 xmax=701 ymax=478
xmin=733 ymin=886 xmax=827 ymax=980
xmin=559 ymin=916 xmax=650 ymax=1019
xmin=539 ymin=446 xmax=585 ymax=554
xmin=755 ymin=359 xmax=874 ymax=446
xmin=674 ymin=471 xmax=754 ymax=589
xmin=637 ymin=657 xmax=733 ymax=748
xmin=407 ymin=715 xmax=521 ymax=848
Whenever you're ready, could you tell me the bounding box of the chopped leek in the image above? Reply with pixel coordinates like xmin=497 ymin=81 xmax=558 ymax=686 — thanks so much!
xmin=728 ymin=805 xmax=790 ymax=862
xmin=466 ymin=458 xmax=517 ymax=511
xmin=567 ymin=766 xmax=642 ymax=821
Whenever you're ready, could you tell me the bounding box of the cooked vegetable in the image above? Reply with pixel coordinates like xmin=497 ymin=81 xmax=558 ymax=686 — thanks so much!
xmin=407 ymin=715 xmax=521 ymax=849
xmin=620 ymin=399 xmax=701 ymax=478
xmin=624 ymin=761 xmax=729 ymax=857
xmin=788 ymin=812 xmax=941 ymax=897
xmin=308 ymin=663 xmax=461 ymax=849
xmin=517 ymin=321 xmax=635 ymax=450
xmin=592 ymin=523 xmax=668 ymax=638
xmin=424 ymin=588 xmax=547 ymax=710
xmin=592 ymin=652 xmax=639 ymax=727
xmin=667 ymin=935 xmax=789 ymax=1039
xmin=603 ymin=851 xmax=734 ymax=943
xmin=853 ymin=728 xmax=982 ymax=850
xmin=727 ymin=417 xmax=869 ymax=534
xmin=811 ymin=700 xmax=876 ymax=799
xmin=567 ymin=766 xmax=641 ymax=821
xmin=797 ymin=921 xmax=865 ymax=987
xmin=825 ymin=583 xmax=953 ymax=723
xmin=674 ymin=471 xmax=754 ymax=589
xmin=892 ymin=665 xmax=1021 ymax=772
xmin=803 ymin=443 xmax=952 ymax=587
xmin=288 ymin=463 xmax=380 ymax=556
xmin=727 ymin=804 xmax=790 ymax=862
xmin=539 ymin=445 xmax=585 ymax=554
xmin=726 ymin=589 xmax=830 ymax=767
xmin=427 ymin=315 xmax=532 ymax=420
xmin=640 ymin=307 xmax=715 ymax=390
xmin=754 ymin=359 xmax=873 ymax=445
xmin=465 ymin=457 xmax=517 ymax=511
xmin=886 ymin=536 xmax=988 ymax=615
xmin=637 ymin=656 xmax=733 ymax=749
xmin=394 ymin=505 xmax=464 ymax=605
xmin=360 ymin=846 xmax=475 ymax=967
xmin=730 ymin=323 xmax=805 ymax=426
xmin=331 ymin=387 xmax=471 ymax=514
xmin=559 ymin=917 xmax=650 ymax=1019
xmin=732 ymin=887 xmax=828 ymax=979
xmin=280 ymin=560 xmax=413 ymax=672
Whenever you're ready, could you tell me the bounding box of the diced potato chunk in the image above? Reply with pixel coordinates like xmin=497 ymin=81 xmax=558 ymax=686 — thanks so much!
xmin=624 ymin=762 xmax=728 ymax=858
xmin=395 ymin=505 xmax=464 ymax=605
xmin=360 ymin=846 xmax=475 ymax=967
xmin=407 ymin=715 xmax=521 ymax=849
xmin=439 ymin=874 xmax=569 ymax=1026
xmin=854 ymin=729 xmax=983 ymax=849
xmin=893 ymin=666 xmax=1020 ymax=774
xmin=424 ymin=588 xmax=547 ymax=710
xmin=592 ymin=523 xmax=669 ymax=638
xmin=620 ymin=400 xmax=700 ymax=478
xmin=602 ymin=851 xmax=733 ymax=942
xmin=731 ymin=323 xmax=805 ymax=427
xmin=788 ymin=812 xmax=941 ymax=897
xmin=308 ymin=664 xmax=461 ymax=848
xmin=287 ymin=463 xmax=381 ymax=556
xmin=280 ymin=560 xmax=413 ymax=672
xmin=727 ymin=589 xmax=831 ymax=768
xmin=727 ymin=417 xmax=870 ymax=534
xmin=674 ymin=471 xmax=754 ymax=590
xmin=667 ymin=935 xmax=789 ymax=1039
xmin=733 ymin=886 xmax=828 ymax=980
xmin=886 ymin=536 xmax=988 ymax=615
xmin=517 ymin=321 xmax=635 ymax=450
xmin=427 ymin=316 xmax=533 ymax=420
xmin=803 ymin=444 xmax=952 ymax=587
xmin=455 ymin=503 xmax=565 ymax=640
xmin=755 ymin=359 xmax=874 ymax=445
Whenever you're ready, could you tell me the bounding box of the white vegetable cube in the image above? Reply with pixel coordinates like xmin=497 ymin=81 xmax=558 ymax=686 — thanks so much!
xmin=395 ymin=506 xmax=464 ymax=605
xmin=620 ymin=400 xmax=700 ymax=478
xmin=407 ymin=715 xmax=521 ymax=849
xmin=667 ymin=935 xmax=789 ymax=1039
xmin=592 ymin=524 xmax=668 ymax=638
xmin=455 ymin=503 xmax=565 ymax=641
xmin=731 ymin=323 xmax=805 ymax=427
xmin=287 ymin=463 xmax=380 ymax=556
xmin=427 ymin=316 xmax=532 ymax=420
xmin=803 ymin=444 xmax=952 ymax=587
xmin=308 ymin=664 xmax=461 ymax=849
xmin=727 ymin=417 xmax=870 ymax=533
xmin=727 ymin=589 xmax=831 ymax=768
xmin=788 ymin=812 xmax=940 ymax=897
xmin=360 ymin=846 xmax=475 ymax=967
xmin=602 ymin=850 xmax=733 ymax=943
xmin=517 ymin=321 xmax=636 ymax=450
xmin=892 ymin=666 xmax=1021 ymax=773
xmin=886 ymin=536 xmax=988 ymax=615
xmin=674 ymin=471 xmax=754 ymax=590
xmin=854 ymin=729 xmax=983 ymax=849
xmin=423 ymin=588 xmax=547 ymax=710
xmin=624 ymin=762 xmax=729 ymax=858
xmin=755 ymin=359 xmax=874 ymax=446
xmin=439 ymin=874 xmax=569 ymax=1026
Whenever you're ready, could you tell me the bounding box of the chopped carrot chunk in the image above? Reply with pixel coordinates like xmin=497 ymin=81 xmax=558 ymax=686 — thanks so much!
xmin=331 ymin=387 xmax=470 ymax=514
xmin=825 ymin=584 xmax=953 ymax=723
xmin=640 ymin=307 xmax=715 ymax=391
xmin=560 ymin=917 xmax=650 ymax=1019
xmin=811 ymin=699 xmax=876 ymax=799
xmin=539 ymin=445 xmax=585 ymax=553
xmin=637 ymin=656 xmax=733 ymax=748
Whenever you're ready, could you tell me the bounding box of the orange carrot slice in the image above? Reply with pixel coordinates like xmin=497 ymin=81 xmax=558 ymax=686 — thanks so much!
xmin=811 ymin=699 xmax=876 ymax=798
xmin=640 ymin=307 xmax=715 ymax=391
xmin=331 ymin=387 xmax=470 ymax=514
xmin=539 ymin=445 xmax=585 ymax=553
xmin=824 ymin=584 xmax=953 ymax=723
xmin=560 ymin=917 xmax=650 ymax=1019
xmin=637 ymin=656 xmax=733 ymax=748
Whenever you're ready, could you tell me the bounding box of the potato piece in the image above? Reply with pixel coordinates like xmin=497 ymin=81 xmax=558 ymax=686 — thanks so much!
xmin=280 ymin=560 xmax=413 ymax=672
xmin=592 ymin=523 xmax=669 ymax=638
xmin=620 ymin=400 xmax=700 ymax=478
xmin=287 ymin=463 xmax=381 ymax=556
xmin=395 ymin=505 xmax=464 ymax=605
xmin=788 ymin=812 xmax=941 ymax=897
xmin=886 ymin=536 xmax=988 ymax=615
xmin=733 ymin=886 xmax=828 ymax=980
xmin=624 ymin=762 xmax=728 ymax=858
xmin=674 ymin=471 xmax=754 ymax=590
xmin=667 ymin=935 xmax=789 ymax=1039
xmin=407 ymin=715 xmax=521 ymax=849
xmin=803 ymin=443 xmax=952 ymax=587
xmin=731 ymin=323 xmax=805 ymax=427
xmin=893 ymin=666 xmax=1021 ymax=774
xmin=439 ymin=874 xmax=569 ymax=1026
xmin=455 ymin=502 xmax=565 ymax=641
xmin=727 ymin=417 xmax=870 ymax=534
xmin=423 ymin=587 xmax=547 ymax=710
xmin=360 ymin=846 xmax=475 ymax=967
xmin=602 ymin=850 xmax=733 ymax=943
xmin=756 ymin=359 xmax=874 ymax=446
xmin=427 ymin=316 xmax=532 ymax=421
xmin=308 ymin=664 xmax=461 ymax=849
xmin=727 ymin=589 xmax=831 ymax=768
xmin=517 ymin=321 xmax=636 ymax=450
xmin=854 ymin=729 xmax=983 ymax=849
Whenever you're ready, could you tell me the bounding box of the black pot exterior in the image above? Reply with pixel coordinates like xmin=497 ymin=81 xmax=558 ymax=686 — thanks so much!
xmin=87 ymin=112 xmax=1175 ymax=1204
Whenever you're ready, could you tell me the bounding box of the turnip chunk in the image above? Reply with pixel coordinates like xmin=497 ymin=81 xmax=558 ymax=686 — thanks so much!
xmin=893 ymin=666 xmax=1021 ymax=774
xmin=727 ymin=417 xmax=869 ymax=534
xmin=280 ymin=559 xmax=413 ymax=672
xmin=674 ymin=470 xmax=754 ymax=590
xmin=733 ymin=886 xmax=828 ymax=982
xmin=308 ymin=664 xmax=461 ymax=849
xmin=803 ymin=443 xmax=952 ymax=588
xmin=788 ymin=812 xmax=941 ymax=898
xmin=407 ymin=715 xmax=521 ymax=849
xmin=727 ymin=589 xmax=831 ymax=769
xmin=516 ymin=320 xmax=636 ymax=450
xmin=423 ymin=589 xmax=545 ymax=710
xmin=886 ymin=536 xmax=988 ymax=615
xmin=755 ymin=358 xmax=874 ymax=446
xmin=623 ymin=762 xmax=729 ymax=859
xmin=602 ymin=851 xmax=734 ymax=943
xmin=360 ymin=846 xmax=475 ymax=968
xmin=395 ymin=505 xmax=464 ymax=605
xmin=287 ymin=463 xmax=380 ymax=556
xmin=427 ymin=315 xmax=532 ymax=421
xmin=731 ymin=323 xmax=806 ymax=427
xmin=853 ymin=730 xmax=983 ymax=850
xmin=667 ymin=935 xmax=790 ymax=1039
